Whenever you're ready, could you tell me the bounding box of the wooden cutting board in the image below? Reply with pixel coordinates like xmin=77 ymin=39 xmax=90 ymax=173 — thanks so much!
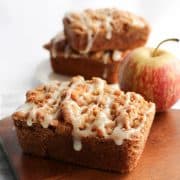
xmin=0 ymin=110 xmax=180 ymax=180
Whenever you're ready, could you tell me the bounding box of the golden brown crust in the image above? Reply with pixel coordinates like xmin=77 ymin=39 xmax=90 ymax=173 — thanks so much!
xmin=63 ymin=8 xmax=150 ymax=52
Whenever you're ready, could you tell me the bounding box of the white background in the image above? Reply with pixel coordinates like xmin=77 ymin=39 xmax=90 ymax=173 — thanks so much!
xmin=0 ymin=0 xmax=180 ymax=118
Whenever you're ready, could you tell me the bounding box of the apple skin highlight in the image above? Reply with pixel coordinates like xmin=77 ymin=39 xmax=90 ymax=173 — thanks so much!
xmin=120 ymin=47 xmax=180 ymax=112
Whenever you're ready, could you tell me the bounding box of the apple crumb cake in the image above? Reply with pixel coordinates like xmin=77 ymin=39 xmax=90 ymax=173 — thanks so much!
xmin=44 ymin=32 xmax=128 ymax=83
xmin=12 ymin=76 xmax=155 ymax=173
xmin=63 ymin=8 xmax=150 ymax=53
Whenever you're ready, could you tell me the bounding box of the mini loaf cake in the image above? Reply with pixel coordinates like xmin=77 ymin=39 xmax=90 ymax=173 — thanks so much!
xmin=44 ymin=32 xmax=128 ymax=83
xmin=63 ymin=8 xmax=150 ymax=53
xmin=12 ymin=76 xmax=155 ymax=173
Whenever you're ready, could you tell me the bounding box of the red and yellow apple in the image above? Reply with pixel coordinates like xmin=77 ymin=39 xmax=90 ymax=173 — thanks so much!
xmin=119 ymin=40 xmax=180 ymax=112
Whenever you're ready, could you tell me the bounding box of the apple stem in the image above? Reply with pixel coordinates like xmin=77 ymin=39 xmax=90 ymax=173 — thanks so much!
xmin=152 ymin=38 xmax=180 ymax=57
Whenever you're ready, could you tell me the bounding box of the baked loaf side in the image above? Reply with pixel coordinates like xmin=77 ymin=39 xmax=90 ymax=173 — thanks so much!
xmin=44 ymin=32 xmax=128 ymax=83
xmin=63 ymin=8 xmax=150 ymax=53
xmin=12 ymin=76 xmax=155 ymax=172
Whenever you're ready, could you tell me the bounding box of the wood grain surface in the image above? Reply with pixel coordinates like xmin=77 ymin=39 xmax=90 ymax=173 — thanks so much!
xmin=0 ymin=110 xmax=180 ymax=180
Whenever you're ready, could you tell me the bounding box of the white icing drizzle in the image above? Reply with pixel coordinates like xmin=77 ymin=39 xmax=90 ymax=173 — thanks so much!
xmin=109 ymin=83 xmax=119 ymax=90
xmin=132 ymin=17 xmax=145 ymax=27
xmin=105 ymin=15 xmax=112 ymax=39
xmin=112 ymin=50 xmax=122 ymax=61
xmin=51 ymin=32 xmax=65 ymax=58
xmin=73 ymin=137 xmax=82 ymax=151
xmin=102 ymin=68 xmax=108 ymax=79
xmin=51 ymin=45 xmax=57 ymax=58
xmin=79 ymin=13 xmax=101 ymax=54
xmin=27 ymin=106 xmax=37 ymax=126
xmin=102 ymin=52 xmax=110 ymax=64
xmin=27 ymin=118 xmax=33 ymax=126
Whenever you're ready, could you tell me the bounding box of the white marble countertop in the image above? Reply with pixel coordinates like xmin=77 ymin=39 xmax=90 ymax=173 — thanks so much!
xmin=0 ymin=0 xmax=180 ymax=119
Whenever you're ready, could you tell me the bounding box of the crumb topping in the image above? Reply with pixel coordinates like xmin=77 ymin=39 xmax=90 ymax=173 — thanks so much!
xmin=13 ymin=81 xmax=69 ymax=128
xmin=13 ymin=76 xmax=155 ymax=151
